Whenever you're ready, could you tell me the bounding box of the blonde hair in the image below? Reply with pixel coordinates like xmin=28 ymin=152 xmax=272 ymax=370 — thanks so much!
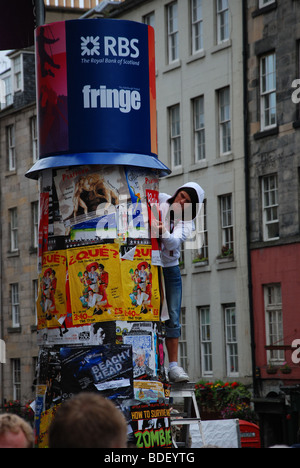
xmin=0 ymin=413 xmax=34 ymax=448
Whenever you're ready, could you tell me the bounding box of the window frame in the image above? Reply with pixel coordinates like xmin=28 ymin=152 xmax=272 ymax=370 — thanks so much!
xmin=218 ymin=87 xmax=231 ymax=155
xmin=31 ymin=115 xmax=38 ymax=163
xmin=169 ymin=104 xmax=181 ymax=169
xmin=32 ymin=201 xmax=39 ymax=249
xmin=7 ymin=124 xmax=16 ymax=171
xmin=193 ymin=199 xmax=208 ymax=263
xmin=216 ymin=0 xmax=229 ymax=44
xmin=193 ymin=95 xmax=206 ymax=162
xmin=179 ymin=307 xmax=188 ymax=370
xmin=12 ymin=358 xmax=21 ymax=400
xmin=191 ymin=0 xmax=203 ymax=54
xmin=167 ymin=1 xmax=179 ymax=64
xmin=10 ymin=207 xmax=18 ymax=252
xmin=260 ymin=53 xmax=277 ymax=131
xmin=11 ymin=283 xmax=20 ymax=328
xmin=199 ymin=306 xmax=213 ymax=375
xmin=262 ymin=174 xmax=279 ymax=241
xmin=264 ymin=284 xmax=284 ymax=364
xmin=259 ymin=0 xmax=275 ymax=8
xmin=220 ymin=194 xmax=234 ymax=254
xmin=224 ymin=304 xmax=239 ymax=376
xmin=12 ymin=54 xmax=23 ymax=93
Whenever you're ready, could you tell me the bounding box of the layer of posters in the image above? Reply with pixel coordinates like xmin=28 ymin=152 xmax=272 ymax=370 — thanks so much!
xmin=54 ymin=165 xmax=128 ymax=227
xmin=60 ymin=344 xmax=133 ymax=402
xmin=119 ymin=245 xmax=160 ymax=321
xmin=34 ymin=384 xmax=47 ymax=448
xmin=37 ymin=250 xmax=67 ymax=329
xmin=116 ymin=321 xmax=161 ymax=377
xmin=40 ymin=169 xmax=67 ymax=252
xmin=38 ymin=192 xmax=49 ymax=273
xmin=125 ymin=168 xmax=159 ymax=242
xmin=37 ymin=347 xmax=62 ymax=411
xmin=130 ymin=403 xmax=172 ymax=448
xmin=67 ymin=243 xmax=121 ymax=324
xmin=133 ymin=380 xmax=165 ymax=403
xmin=145 ymin=188 xmax=162 ymax=266
xmin=35 ymin=405 xmax=59 ymax=449
xmin=37 ymin=321 xmax=116 ymax=346
xmin=116 ymin=323 xmax=156 ymax=379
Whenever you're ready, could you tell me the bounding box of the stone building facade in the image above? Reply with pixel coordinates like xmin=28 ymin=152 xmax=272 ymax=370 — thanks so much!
xmin=0 ymin=0 xmax=253 ymax=406
xmin=246 ymin=0 xmax=300 ymax=446
xmin=0 ymin=2 xmax=94 ymax=406
xmin=108 ymin=0 xmax=252 ymax=385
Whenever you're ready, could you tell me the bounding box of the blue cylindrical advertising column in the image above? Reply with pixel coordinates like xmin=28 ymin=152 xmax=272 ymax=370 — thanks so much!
xmin=29 ymin=18 xmax=173 ymax=449
xmin=26 ymin=18 xmax=170 ymax=179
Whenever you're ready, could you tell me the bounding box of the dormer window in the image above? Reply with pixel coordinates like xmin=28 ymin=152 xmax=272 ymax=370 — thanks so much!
xmin=13 ymin=54 xmax=23 ymax=92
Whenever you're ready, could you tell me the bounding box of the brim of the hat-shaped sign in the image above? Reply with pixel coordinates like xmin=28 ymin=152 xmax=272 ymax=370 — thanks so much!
xmin=25 ymin=152 xmax=171 ymax=179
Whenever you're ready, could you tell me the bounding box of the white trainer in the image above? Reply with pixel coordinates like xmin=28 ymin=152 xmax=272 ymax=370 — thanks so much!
xmin=168 ymin=366 xmax=190 ymax=383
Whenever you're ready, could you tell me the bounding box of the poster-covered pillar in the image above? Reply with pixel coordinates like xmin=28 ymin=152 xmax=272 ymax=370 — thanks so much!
xmin=26 ymin=18 xmax=172 ymax=448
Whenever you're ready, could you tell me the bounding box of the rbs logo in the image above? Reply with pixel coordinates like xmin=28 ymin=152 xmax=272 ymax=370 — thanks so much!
xmin=81 ymin=35 xmax=140 ymax=58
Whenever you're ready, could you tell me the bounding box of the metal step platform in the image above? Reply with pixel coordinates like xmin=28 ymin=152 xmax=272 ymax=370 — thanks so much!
xmin=170 ymin=382 xmax=205 ymax=448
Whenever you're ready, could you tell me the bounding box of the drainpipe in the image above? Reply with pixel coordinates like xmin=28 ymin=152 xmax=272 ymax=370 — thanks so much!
xmin=242 ymin=0 xmax=258 ymax=397
xmin=34 ymin=0 xmax=45 ymax=28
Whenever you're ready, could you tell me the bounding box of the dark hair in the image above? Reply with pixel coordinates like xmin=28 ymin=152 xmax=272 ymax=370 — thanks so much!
xmin=168 ymin=187 xmax=199 ymax=221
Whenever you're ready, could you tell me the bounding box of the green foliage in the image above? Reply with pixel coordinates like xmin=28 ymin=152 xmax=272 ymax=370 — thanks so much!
xmin=195 ymin=380 xmax=257 ymax=422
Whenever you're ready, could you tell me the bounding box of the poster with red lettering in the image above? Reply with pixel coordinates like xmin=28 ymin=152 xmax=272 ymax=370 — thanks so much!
xmin=145 ymin=188 xmax=162 ymax=266
xmin=119 ymin=245 xmax=160 ymax=322
xmin=67 ymin=243 xmax=121 ymax=324
xmin=38 ymin=192 xmax=49 ymax=272
xmin=36 ymin=250 xmax=67 ymax=329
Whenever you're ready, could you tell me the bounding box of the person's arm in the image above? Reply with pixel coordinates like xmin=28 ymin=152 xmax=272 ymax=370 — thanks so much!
xmin=151 ymin=218 xmax=192 ymax=250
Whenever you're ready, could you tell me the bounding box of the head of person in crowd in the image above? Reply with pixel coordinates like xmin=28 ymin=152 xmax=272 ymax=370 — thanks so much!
xmin=168 ymin=182 xmax=204 ymax=221
xmin=48 ymin=392 xmax=128 ymax=448
xmin=0 ymin=413 xmax=34 ymax=448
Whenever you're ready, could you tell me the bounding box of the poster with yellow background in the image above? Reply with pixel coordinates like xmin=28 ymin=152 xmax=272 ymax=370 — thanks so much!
xmin=67 ymin=244 xmax=121 ymax=324
xmin=36 ymin=251 xmax=67 ymax=329
xmin=119 ymin=245 xmax=160 ymax=321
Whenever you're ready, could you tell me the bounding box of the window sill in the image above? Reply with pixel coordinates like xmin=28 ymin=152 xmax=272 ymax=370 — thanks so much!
xmin=5 ymin=170 xmax=17 ymax=178
xmin=162 ymin=59 xmax=181 ymax=75
xmin=212 ymin=153 xmax=234 ymax=166
xmin=293 ymin=120 xmax=300 ymax=129
xmin=252 ymin=1 xmax=277 ymax=18
xmin=216 ymin=257 xmax=237 ymax=270
xmin=166 ymin=166 xmax=183 ymax=178
xmin=211 ymin=39 xmax=232 ymax=55
xmin=7 ymin=326 xmax=21 ymax=334
xmin=189 ymin=160 xmax=208 ymax=172
xmin=192 ymin=262 xmax=211 ymax=274
xmin=186 ymin=50 xmax=206 ymax=64
xmin=254 ymin=126 xmax=278 ymax=140
xmin=7 ymin=250 xmax=20 ymax=258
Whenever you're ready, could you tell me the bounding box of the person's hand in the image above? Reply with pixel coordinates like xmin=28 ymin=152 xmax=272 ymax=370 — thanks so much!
xmin=151 ymin=218 xmax=166 ymax=236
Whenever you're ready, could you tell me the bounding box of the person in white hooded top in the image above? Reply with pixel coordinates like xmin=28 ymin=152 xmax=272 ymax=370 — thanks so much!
xmin=152 ymin=182 xmax=205 ymax=382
